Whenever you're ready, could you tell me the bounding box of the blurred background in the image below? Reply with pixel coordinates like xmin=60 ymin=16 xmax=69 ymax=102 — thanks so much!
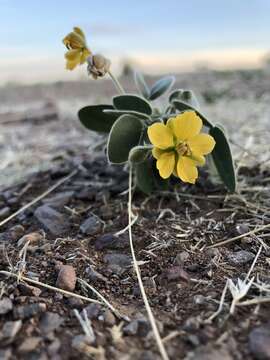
xmin=1 ymin=0 xmax=270 ymax=84
xmin=1 ymin=0 xmax=270 ymax=188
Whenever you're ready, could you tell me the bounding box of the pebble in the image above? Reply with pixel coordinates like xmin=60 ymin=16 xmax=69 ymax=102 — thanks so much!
xmin=123 ymin=317 xmax=150 ymax=337
xmin=18 ymin=283 xmax=42 ymax=297
xmin=236 ymin=224 xmax=249 ymax=235
xmin=56 ymin=265 xmax=76 ymax=291
xmin=193 ymin=294 xmax=206 ymax=305
xmin=101 ymin=309 xmax=116 ymax=326
xmin=185 ymin=345 xmax=232 ymax=360
xmin=17 ymin=232 xmax=43 ymax=247
xmin=13 ymin=303 xmax=46 ymax=319
xmin=175 ymin=251 xmax=190 ymax=265
xmin=39 ymin=312 xmax=64 ymax=334
xmin=165 ymin=266 xmax=190 ymax=282
xmin=43 ymin=191 xmax=74 ymax=208
xmin=72 ymin=334 xmax=95 ymax=350
xmin=249 ymin=324 xmax=270 ymax=360
xmin=34 ymin=205 xmax=69 ymax=236
xmin=18 ymin=337 xmax=42 ymax=353
xmin=104 ymin=253 xmax=132 ymax=275
xmin=80 ymin=215 xmax=102 ymax=235
xmin=0 ymin=206 xmax=10 ymax=219
xmin=82 ymin=303 xmax=101 ymax=320
xmin=228 ymin=250 xmax=255 ymax=265
xmin=0 ymin=320 xmax=22 ymax=344
xmin=95 ymin=233 xmax=129 ymax=251
xmin=9 ymin=224 xmax=25 ymax=241
xmin=0 ymin=298 xmax=13 ymax=315
xmin=85 ymin=265 xmax=107 ymax=283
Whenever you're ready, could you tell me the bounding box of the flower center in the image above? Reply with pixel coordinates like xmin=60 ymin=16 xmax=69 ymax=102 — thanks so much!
xmin=176 ymin=142 xmax=191 ymax=156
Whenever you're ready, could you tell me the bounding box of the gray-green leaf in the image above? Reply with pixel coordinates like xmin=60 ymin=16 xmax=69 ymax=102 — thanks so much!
xmin=149 ymin=76 xmax=175 ymax=101
xmin=78 ymin=105 xmax=118 ymax=133
xmin=129 ymin=145 xmax=152 ymax=164
xmin=113 ymin=95 xmax=152 ymax=115
xmin=135 ymin=159 xmax=168 ymax=194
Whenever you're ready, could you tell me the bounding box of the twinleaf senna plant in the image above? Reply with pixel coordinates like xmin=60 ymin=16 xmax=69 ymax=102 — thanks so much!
xmin=63 ymin=27 xmax=236 ymax=194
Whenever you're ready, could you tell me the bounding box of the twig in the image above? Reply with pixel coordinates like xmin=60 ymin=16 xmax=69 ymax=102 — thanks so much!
xmin=0 ymin=270 xmax=101 ymax=305
xmin=127 ymin=166 xmax=169 ymax=360
xmin=205 ymin=280 xmax=229 ymax=323
xmin=0 ymin=169 xmax=78 ymax=228
xmin=108 ymin=70 xmax=125 ymax=94
xmin=245 ymin=245 xmax=263 ymax=282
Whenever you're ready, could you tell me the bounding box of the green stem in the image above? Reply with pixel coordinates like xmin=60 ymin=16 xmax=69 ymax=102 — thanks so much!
xmin=108 ymin=70 xmax=125 ymax=94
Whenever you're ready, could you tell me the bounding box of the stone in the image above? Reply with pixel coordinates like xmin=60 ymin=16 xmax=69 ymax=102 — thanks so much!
xmin=102 ymin=309 xmax=116 ymax=326
xmin=0 ymin=297 xmax=13 ymax=315
xmin=228 ymin=250 xmax=255 ymax=265
xmin=123 ymin=318 xmax=150 ymax=337
xmin=80 ymin=215 xmax=102 ymax=235
xmin=18 ymin=337 xmax=42 ymax=353
xmin=18 ymin=283 xmax=42 ymax=297
xmin=17 ymin=232 xmax=43 ymax=247
xmin=249 ymin=324 xmax=270 ymax=360
xmin=34 ymin=205 xmax=69 ymax=236
xmin=43 ymin=191 xmax=74 ymax=208
xmin=72 ymin=334 xmax=95 ymax=350
xmin=0 ymin=207 xmax=10 ymax=219
xmin=9 ymin=225 xmax=25 ymax=241
xmin=175 ymin=251 xmax=190 ymax=265
xmin=39 ymin=312 xmax=64 ymax=334
xmin=165 ymin=266 xmax=190 ymax=282
xmin=82 ymin=303 xmax=101 ymax=320
xmin=13 ymin=303 xmax=46 ymax=320
xmin=85 ymin=265 xmax=107 ymax=283
xmin=0 ymin=320 xmax=22 ymax=344
xmin=104 ymin=253 xmax=132 ymax=275
xmin=95 ymin=233 xmax=129 ymax=251
xmin=184 ymin=345 xmax=232 ymax=360
xmin=56 ymin=265 xmax=76 ymax=291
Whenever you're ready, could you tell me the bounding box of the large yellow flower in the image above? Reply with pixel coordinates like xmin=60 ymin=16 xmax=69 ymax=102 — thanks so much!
xmin=147 ymin=111 xmax=216 ymax=184
xmin=63 ymin=27 xmax=91 ymax=70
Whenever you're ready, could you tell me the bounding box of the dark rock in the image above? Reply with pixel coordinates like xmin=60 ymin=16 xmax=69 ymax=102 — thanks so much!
xmin=80 ymin=215 xmax=102 ymax=235
xmin=95 ymin=233 xmax=129 ymax=251
xmin=18 ymin=337 xmax=42 ymax=353
xmin=104 ymin=253 xmax=132 ymax=275
xmin=75 ymin=188 xmax=96 ymax=201
xmin=56 ymin=265 xmax=76 ymax=291
xmin=13 ymin=303 xmax=46 ymax=319
xmin=0 ymin=207 xmax=10 ymax=219
xmin=82 ymin=303 xmax=101 ymax=320
xmin=0 ymin=298 xmax=13 ymax=315
xmin=39 ymin=312 xmax=63 ymax=334
xmin=67 ymin=297 xmax=84 ymax=308
xmin=34 ymin=205 xmax=69 ymax=236
xmin=85 ymin=265 xmax=107 ymax=283
xmin=228 ymin=250 xmax=255 ymax=265
xmin=165 ymin=266 xmax=190 ymax=282
xmin=249 ymin=324 xmax=270 ymax=360
xmin=123 ymin=317 xmax=150 ymax=337
xmin=43 ymin=191 xmax=74 ymax=208
xmin=9 ymin=224 xmax=25 ymax=241
xmin=0 ymin=320 xmax=22 ymax=344
xmin=101 ymin=309 xmax=116 ymax=326
xmin=18 ymin=283 xmax=42 ymax=297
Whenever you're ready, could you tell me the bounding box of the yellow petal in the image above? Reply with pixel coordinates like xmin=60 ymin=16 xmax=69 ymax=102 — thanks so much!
xmin=65 ymin=49 xmax=81 ymax=61
xmin=66 ymin=57 xmax=81 ymax=70
xmin=190 ymin=152 xmax=205 ymax=166
xmin=170 ymin=111 xmax=202 ymax=141
xmin=63 ymin=32 xmax=85 ymax=49
xmin=188 ymin=134 xmax=216 ymax=155
xmin=152 ymin=147 xmax=164 ymax=159
xmin=80 ymin=48 xmax=91 ymax=64
xmin=177 ymin=156 xmax=198 ymax=184
xmin=156 ymin=152 xmax=175 ymax=179
xmin=74 ymin=27 xmax=86 ymax=40
xmin=148 ymin=123 xmax=174 ymax=150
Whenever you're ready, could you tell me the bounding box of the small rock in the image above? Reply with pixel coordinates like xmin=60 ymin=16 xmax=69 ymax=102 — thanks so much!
xmin=249 ymin=324 xmax=270 ymax=360
xmin=85 ymin=265 xmax=107 ymax=283
xmin=17 ymin=232 xmax=43 ymax=247
xmin=236 ymin=224 xmax=249 ymax=235
xmin=80 ymin=215 xmax=102 ymax=235
xmin=72 ymin=334 xmax=95 ymax=350
xmin=43 ymin=191 xmax=74 ymax=208
xmin=18 ymin=283 xmax=42 ymax=297
xmin=0 ymin=207 xmax=10 ymax=219
xmin=123 ymin=318 xmax=150 ymax=337
xmin=56 ymin=265 xmax=76 ymax=291
xmin=175 ymin=251 xmax=190 ymax=265
xmin=123 ymin=320 xmax=138 ymax=335
xmin=0 ymin=320 xmax=22 ymax=344
xmin=104 ymin=253 xmax=132 ymax=275
xmin=185 ymin=345 xmax=232 ymax=360
xmin=228 ymin=250 xmax=255 ymax=265
xmin=67 ymin=298 xmax=84 ymax=308
xmin=193 ymin=294 xmax=206 ymax=305
xmin=82 ymin=303 xmax=101 ymax=320
xmin=9 ymin=224 xmax=25 ymax=241
xmin=13 ymin=303 xmax=46 ymax=320
xmin=39 ymin=312 xmax=63 ymax=334
xmin=34 ymin=205 xmax=69 ymax=236
xmin=75 ymin=188 xmax=96 ymax=201
xmin=0 ymin=349 xmax=12 ymax=360
xmin=18 ymin=337 xmax=42 ymax=353
xmin=0 ymin=297 xmax=13 ymax=315
xmin=165 ymin=266 xmax=190 ymax=282
xmin=95 ymin=233 xmax=129 ymax=251
xmin=205 ymin=248 xmax=220 ymax=258
xmin=102 ymin=309 xmax=116 ymax=326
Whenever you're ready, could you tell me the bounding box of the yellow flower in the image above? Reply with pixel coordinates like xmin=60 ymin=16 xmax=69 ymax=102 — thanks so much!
xmin=147 ymin=111 xmax=216 ymax=184
xmin=63 ymin=27 xmax=91 ymax=70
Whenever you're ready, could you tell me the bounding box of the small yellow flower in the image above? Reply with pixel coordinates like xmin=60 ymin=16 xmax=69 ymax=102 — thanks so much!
xmin=148 ymin=111 xmax=216 ymax=184
xmin=63 ymin=27 xmax=91 ymax=70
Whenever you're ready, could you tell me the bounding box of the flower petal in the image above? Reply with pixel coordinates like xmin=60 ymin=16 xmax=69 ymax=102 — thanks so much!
xmin=190 ymin=152 xmax=205 ymax=166
xmin=156 ymin=152 xmax=175 ymax=179
xmin=148 ymin=123 xmax=174 ymax=150
xmin=152 ymin=147 xmax=164 ymax=159
xmin=188 ymin=134 xmax=216 ymax=155
xmin=74 ymin=27 xmax=86 ymax=40
xmin=170 ymin=111 xmax=202 ymax=141
xmin=65 ymin=49 xmax=81 ymax=60
xmin=80 ymin=48 xmax=91 ymax=64
xmin=177 ymin=156 xmax=198 ymax=184
xmin=63 ymin=32 xmax=85 ymax=49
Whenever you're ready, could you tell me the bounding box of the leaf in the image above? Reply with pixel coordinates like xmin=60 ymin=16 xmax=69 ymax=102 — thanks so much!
xmin=149 ymin=76 xmax=175 ymax=101
xmin=78 ymin=105 xmax=118 ymax=133
xmin=103 ymin=109 xmax=150 ymax=120
xmin=129 ymin=145 xmax=152 ymax=164
xmin=169 ymin=89 xmax=199 ymax=108
xmin=134 ymin=71 xmax=150 ymax=99
xmin=172 ymin=100 xmax=214 ymax=128
xmin=107 ymin=114 xmax=143 ymax=164
xmin=113 ymin=95 xmax=152 ymax=115
xmin=209 ymin=126 xmax=236 ymax=192
xmin=135 ymin=159 xmax=168 ymax=194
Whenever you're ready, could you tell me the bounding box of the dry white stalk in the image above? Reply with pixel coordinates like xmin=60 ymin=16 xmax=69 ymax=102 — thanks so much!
xmin=74 ymin=309 xmax=96 ymax=343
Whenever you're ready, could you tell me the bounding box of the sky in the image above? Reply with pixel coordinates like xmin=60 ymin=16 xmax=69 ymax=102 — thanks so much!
xmin=0 ymin=0 xmax=270 ymax=84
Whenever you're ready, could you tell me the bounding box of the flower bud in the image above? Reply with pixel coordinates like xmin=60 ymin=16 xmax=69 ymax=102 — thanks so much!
xmin=87 ymin=54 xmax=111 ymax=79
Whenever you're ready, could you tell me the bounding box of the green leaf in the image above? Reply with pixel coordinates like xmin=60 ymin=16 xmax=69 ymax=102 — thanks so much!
xmin=113 ymin=95 xmax=152 ymax=115
xmin=134 ymin=71 xmax=150 ymax=99
xmin=209 ymin=126 xmax=236 ymax=192
xmin=103 ymin=109 xmax=150 ymax=120
xmin=129 ymin=145 xmax=152 ymax=164
xmin=149 ymin=76 xmax=175 ymax=101
xmin=169 ymin=89 xmax=199 ymax=108
xmin=107 ymin=114 xmax=143 ymax=164
xmin=135 ymin=159 xmax=168 ymax=194
xmin=172 ymin=100 xmax=214 ymax=128
xmin=78 ymin=105 xmax=118 ymax=133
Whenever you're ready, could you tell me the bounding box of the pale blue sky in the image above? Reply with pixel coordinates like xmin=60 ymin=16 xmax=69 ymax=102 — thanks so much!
xmin=1 ymin=0 xmax=269 ymax=83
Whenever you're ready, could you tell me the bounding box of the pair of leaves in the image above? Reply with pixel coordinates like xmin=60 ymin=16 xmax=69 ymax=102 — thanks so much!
xmin=135 ymin=71 xmax=175 ymax=101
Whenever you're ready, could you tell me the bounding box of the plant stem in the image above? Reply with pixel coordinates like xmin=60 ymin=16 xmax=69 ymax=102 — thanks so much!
xmin=108 ymin=70 xmax=125 ymax=94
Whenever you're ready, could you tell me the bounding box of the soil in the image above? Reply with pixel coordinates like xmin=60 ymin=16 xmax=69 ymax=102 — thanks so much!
xmin=0 ymin=70 xmax=270 ymax=359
